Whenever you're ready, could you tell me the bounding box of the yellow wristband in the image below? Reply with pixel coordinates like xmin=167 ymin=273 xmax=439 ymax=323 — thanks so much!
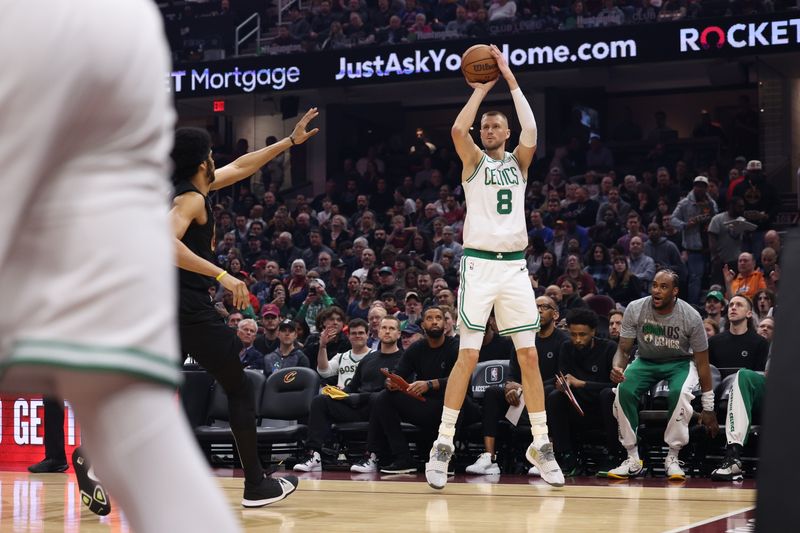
xmin=215 ymin=271 xmax=228 ymax=282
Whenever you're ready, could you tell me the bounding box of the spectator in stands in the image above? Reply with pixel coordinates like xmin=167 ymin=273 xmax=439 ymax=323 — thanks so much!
xmin=645 ymin=222 xmax=684 ymax=279
xmin=703 ymin=318 xmax=720 ymax=339
xmin=270 ymin=231 xmax=302 ymax=271
xmin=297 ymin=279 xmax=335 ymax=335
xmin=585 ymin=134 xmax=614 ymax=172
xmin=296 ymin=317 xmax=402 ymax=472
xmin=584 ymin=244 xmax=613 ymax=295
xmin=400 ymin=291 xmax=423 ymax=327
xmin=724 ymin=252 xmax=766 ymax=301
xmin=703 ymin=290 xmax=725 ymax=327
xmin=263 ymin=320 xmax=310 ymax=376
xmin=272 ymin=24 xmax=299 ymax=47
xmin=348 ymin=279 xmax=377 ymax=320
xmin=310 ymin=1 xmax=339 ymax=40
xmin=596 ymin=187 xmax=631 ymax=226
xmin=286 ymin=259 xmax=309 ymax=309
xmin=709 ymin=295 xmax=768 ymax=371
xmin=400 ymin=322 xmax=424 ymax=349
xmin=654 ymin=167 xmax=681 ymax=209
xmin=237 ymin=319 xmax=265 ymax=370
xmin=351 ymin=307 xmax=466 ymax=474
xmin=405 ymin=232 xmax=434 ymax=262
xmin=528 ymin=209 xmax=554 ymax=244
xmin=370 ymin=0 xmax=396 ymax=28
xmin=316 ymin=316 xmax=372 ymax=387
xmin=763 ymin=229 xmax=781 ymax=258
xmin=446 ymin=5 xmax=472 ymax=34
xmin=352 ymin=247 xmax=377 ymax=281
xmin=757 ymin=316 xmax=774 ymax=344
xmin=616 ymin=212 xmax=648 ymax=255
xmin=467 ymin=8 xmax=490 ymax=37
xmin=760 ymin=248 xmax=779 ymax=292
xmin=707 ymin=196 xmax=746 ymax=287
xmin=301 ymin=229 xmax=334 ymax=270
xmin=465 ymin=296 xmax=568 ymax=475
xmin=607 ymin=254 xmax=642 ymax=307
xmin=671 ymin=176 xmax=717 ymax=305
xmin=546 ymin=309 xmax=618 ymax=476
xmin=536 ymin=250 xmax=563 ymax=288
xmin=630 ymin=0 xmax=659 ymax=23
xmin=733 ymin=160 xmax=779 ymax=254
xmin=366 ymin=305 xmax=388 ymax=350
xmin=254 ymin=304 xmax=281 ymax=355
xmin=591 ymin=209 xmax=625 ymax=249
xmin=646 ymin=110 xmax=678 ymax=144
xmin=559 ymin=278 xmax=589 ymax=315
xmin=303 ymin=306 xmax=350 ymax=369
xmin=608 ymin=309 xmax=623 ymax=342
xmin=432 ymin=225 xmax=463 ymax=263
xmin=557 ymin=254 xmax=596 ymax=297
xmin=753 ymin=289 xmax=774 ymax=325
xmin=226 ymin=311 xmax=244 ymax=329
xmin=565 ymin=187 xmax=600 ymax=228
xmin=627 ymin=236 xmax=655 ymax=290
xmin=288 ymin=6 xmax=311 ymax=41
xmin=561 ymin=0 xmax=590 ymax=29
xmin=409 ymin=12 xmax=433 ymax=33
xmin=322 ymin=20 xmax=349 ymax=49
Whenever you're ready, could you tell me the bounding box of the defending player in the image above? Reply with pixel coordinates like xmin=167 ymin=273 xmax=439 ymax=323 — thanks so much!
xmin=169 ymin=109 xmax=318 ymax=506
xmin=425 ymin=45 xmax=565 ymax=489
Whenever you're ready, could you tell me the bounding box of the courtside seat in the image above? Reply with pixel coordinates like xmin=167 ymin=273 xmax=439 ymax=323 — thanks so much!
xmin=194 ymin=369 xmax=267 ymax=443
xmin=256 ymin=367 xmax=318 ymax=457
xmin=179 ymin=370 xmax=215 ymax=429
xmin=470 ymin=360 xmax=510 ymax=401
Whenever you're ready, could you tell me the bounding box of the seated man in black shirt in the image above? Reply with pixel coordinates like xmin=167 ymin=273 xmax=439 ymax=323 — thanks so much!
xmin=294 ymin=316 xmax=402 ymax=472
xmin=546 ymin=308 xmax=617 ymax=476
xmin=465 ymin=296 xmax=569 ymax=475
xmin=351 ymin=306 xmax=468 ymax=474
xmin=709 ymin=295 xmax=769 ymax=372
xmin=477 ymin=313 xmax=515 ymax=363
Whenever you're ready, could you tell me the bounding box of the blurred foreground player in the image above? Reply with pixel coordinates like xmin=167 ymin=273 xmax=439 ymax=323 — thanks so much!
xmin=0 ymin=1 xmax=238 ymax=530
xmin=169 ymin=110 xmax=318 ymax=506
xmin=426 ymin=45 xmax=564 ymax=489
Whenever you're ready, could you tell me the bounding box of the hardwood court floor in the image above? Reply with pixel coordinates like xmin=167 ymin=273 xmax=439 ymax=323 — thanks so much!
xmin=1 ymin=470 xmax=756 ymax=532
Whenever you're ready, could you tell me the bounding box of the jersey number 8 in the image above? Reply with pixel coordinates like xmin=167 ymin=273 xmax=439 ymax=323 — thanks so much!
xmin=496 ymin=189 xmax=512 ymax=214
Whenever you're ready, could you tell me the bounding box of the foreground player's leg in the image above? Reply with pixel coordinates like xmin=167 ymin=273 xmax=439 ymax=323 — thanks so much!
xmin=426 ymin=330 xmax=482 ymax=489
xmin=62 ymin=373 xmax=239 ymax=532
xmin=514 ymin=336 xmax=564 ymax=487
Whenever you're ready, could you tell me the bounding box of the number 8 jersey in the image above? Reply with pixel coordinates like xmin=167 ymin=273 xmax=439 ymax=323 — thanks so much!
xmin=462 ymin=151 xmax=528 ymax=253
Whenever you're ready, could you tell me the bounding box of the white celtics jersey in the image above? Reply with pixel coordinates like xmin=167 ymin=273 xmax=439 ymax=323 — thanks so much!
xmin=462 ymin=151 xmax=528 ymax=253
xmin=327 ymin=349 xmax=371 ymax=388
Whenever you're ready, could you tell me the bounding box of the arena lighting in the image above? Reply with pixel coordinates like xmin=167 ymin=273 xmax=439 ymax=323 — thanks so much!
xmin=213 ymin=100 xmax=225 ymax=112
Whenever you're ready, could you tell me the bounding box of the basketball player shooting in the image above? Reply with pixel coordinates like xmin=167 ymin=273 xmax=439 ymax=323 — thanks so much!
xmin=425 ymin=45 xmax=564 ymax=489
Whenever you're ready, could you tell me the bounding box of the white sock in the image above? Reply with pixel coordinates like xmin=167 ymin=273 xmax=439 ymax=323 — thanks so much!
xmin=68 ymin=382 xmax=239 ymax=533
xmin=627 ymin=447 xmax=640 ymax=462
xmin=529 ymin=411 xmax=550 ymax=448
xmin=437 ymin=406 xmax=459 ymax=441
xmin=668 ymin=447 xmax=681 ymax=459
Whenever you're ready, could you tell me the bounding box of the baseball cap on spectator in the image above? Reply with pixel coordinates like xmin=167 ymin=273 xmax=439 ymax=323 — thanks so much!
xmin=693 ymin=176 xmax=709 ymax=186
xmin=262 ymin=304 xmax=280 ymax=317
xmin=706 ymin=290 xmax=725 ymax=303
xmin=554 ymin=220 xmax=566 ymax=228
xmin=378 ymin=266 xmax=394 ymax=276
xmin=311 ymin=278 xmax=326 ymax=290
xmin=734 ymin=155 xmax=747 ymax=164
xmin=278 ymin=319 xmax=295 ymax=331
xmin=332 ymin=258 xmax=346 ymax=269
xmin=253 ymin=259 xmax=268 ymax=270
xmin=405 ymin=291 xmax=421 ymax=302
xmin=401 ymin=323 xmax=422 ymax=336
xmin=747 ymin=160 xmax=762 ymax=170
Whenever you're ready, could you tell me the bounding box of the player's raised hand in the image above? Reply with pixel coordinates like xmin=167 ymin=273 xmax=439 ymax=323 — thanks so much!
xmin=488 ymin=44 xmax=515 ymax=85
xmin=289 ymin=107 xmax=320 ymax=145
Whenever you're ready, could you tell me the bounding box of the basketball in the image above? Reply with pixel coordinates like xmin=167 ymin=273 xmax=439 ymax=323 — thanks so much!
xmin=461 ymin=44 xmax=499 ymax=84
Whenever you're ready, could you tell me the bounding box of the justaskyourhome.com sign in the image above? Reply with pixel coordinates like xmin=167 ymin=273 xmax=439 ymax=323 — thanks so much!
xmin=170 ymin=12 xmax=800 ymax=97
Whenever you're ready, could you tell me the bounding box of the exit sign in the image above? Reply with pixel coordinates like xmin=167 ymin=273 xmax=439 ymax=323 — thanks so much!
xmin=213 ymin=100 xmax=225 ymax=112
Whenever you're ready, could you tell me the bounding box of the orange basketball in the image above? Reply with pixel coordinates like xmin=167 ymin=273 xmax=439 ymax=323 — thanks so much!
xmin=461 ymin=44 xmax=499 ymax=84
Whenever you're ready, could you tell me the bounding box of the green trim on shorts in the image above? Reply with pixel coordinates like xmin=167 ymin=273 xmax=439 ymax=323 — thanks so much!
xmin=0 ymin=360 xmax=180 ymax=388
xmin=465 ymin=154 xmax=486 ymax=183
xmin=498 ymin=319 xmax=541 ymax=335
xmin=458 ymin=258 xmax=485 ymax=331
xmin=14 ymin=339 xmax=178 ymax=369
xmin=463 ymin=248 xmax=525 ymax=261
xmin=6 ymin=339 xmax=182 ymax=387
